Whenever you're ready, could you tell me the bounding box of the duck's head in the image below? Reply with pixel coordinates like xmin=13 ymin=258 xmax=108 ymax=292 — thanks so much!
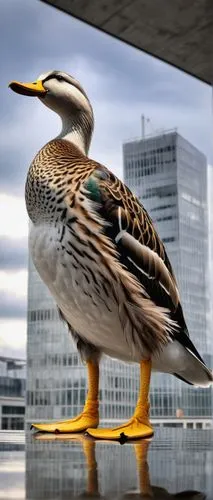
xmin=9 ymin=70 xmax=94 ymax=154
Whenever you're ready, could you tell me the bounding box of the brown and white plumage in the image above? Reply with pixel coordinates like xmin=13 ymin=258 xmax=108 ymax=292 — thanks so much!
xmin=9 ymin=70 xmax=212 ymax=401
xmin=24 ymin=131 xmax=211 ymax=386
xmin=26 ymin=137 xmax=174 ymax=358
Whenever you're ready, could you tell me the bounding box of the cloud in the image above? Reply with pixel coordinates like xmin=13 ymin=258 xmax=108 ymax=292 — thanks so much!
xmin=0 ymin=237 xmax=28 ymax=271
xmin=0 ymin=319 xmax=26 ymax=358
xmin=0 ymin=292 xmax=26 ymax=319
xmin=3 ymin=55 xmax=212 ymax=197
xmin=0 ymin=270 xmax=27 ymax=297
xmin=0 ymin=270 xmax=27 ymax=320
xmin=1 ymin=0 xmax=212 ymax=197
xmin=0 ymin=194 xmax=28 ymax=238
xmin=0 ymin=193 xmax=28 ymax=272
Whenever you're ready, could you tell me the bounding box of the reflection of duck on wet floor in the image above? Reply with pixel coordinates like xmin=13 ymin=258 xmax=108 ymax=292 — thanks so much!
xmin=34 ymin=434 xmax=205 ymax=499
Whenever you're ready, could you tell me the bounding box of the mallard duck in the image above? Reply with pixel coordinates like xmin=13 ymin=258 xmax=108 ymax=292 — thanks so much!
xmin=9 ymin=71 xmax=213 ymax=441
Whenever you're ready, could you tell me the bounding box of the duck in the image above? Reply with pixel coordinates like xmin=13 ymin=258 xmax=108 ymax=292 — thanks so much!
xmin=9 ymin=71 xmax=213 ymax=441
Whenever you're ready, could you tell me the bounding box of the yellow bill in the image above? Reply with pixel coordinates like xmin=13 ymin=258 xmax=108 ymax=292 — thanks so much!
xmin=9 ymin=79 xmax=47 ymax=97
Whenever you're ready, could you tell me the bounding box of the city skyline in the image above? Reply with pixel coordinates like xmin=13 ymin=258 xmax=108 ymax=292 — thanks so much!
xmin=0 ymin=0 xmax=212 ymax=360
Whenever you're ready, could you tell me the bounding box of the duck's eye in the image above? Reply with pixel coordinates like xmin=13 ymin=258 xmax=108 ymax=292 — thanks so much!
xmin=56 ymin=75 xmax=64 ymax=81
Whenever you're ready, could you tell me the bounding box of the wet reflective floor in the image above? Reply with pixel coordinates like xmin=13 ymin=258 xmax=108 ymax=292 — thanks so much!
xmin=0 ymin=428 xmax=213 ymax=499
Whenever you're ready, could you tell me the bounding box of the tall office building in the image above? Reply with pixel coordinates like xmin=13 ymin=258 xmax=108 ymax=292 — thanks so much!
xmin=123 ymin=130 xmax=212 ymax=418
xmin=208 ymin=165 xmax=213 ymax=360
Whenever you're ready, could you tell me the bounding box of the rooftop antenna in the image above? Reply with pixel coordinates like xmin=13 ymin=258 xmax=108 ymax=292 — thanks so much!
xmin=141 ymin=115 xmax=151 ymax=138
xmin=141 ymin=114 xmax=145 ymax=138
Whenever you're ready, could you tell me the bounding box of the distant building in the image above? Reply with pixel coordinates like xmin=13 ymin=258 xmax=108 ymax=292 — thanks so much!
xmin=123 ymin=130 xmax=212 ymax=419
xmin=0 ymin=356 xmax=26 ymax=430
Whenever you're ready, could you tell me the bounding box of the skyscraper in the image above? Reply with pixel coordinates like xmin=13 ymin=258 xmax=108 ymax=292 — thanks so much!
xmin=207 ymin=165 xmax=213 ymax=362
xmin=123 ymin=130 xmax=212 ymax=418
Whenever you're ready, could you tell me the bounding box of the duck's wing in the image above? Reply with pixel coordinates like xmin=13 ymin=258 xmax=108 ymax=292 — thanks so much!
xmin=85 ymin=165 xmax=179 ymax=315
xmin=84 ymin=164 xmax=206 ymax=365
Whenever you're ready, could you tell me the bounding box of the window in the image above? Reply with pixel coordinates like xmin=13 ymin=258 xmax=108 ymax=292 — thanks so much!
xmin=0 ymin=377 xmax=25 ymax=397
xmin=2 ymin=405 xmax=25 ymax=415
xmin=151 ymin=203 xmax=175 ymax=212
xmin=143 ymin=184 xmax=177 ymax=200
xmin=28 ymin=308 xmax=57 ymax=322
xmin=2 ymin=417 xmax=24 ymax=430
xmin=155 ymin=215 xmax=176 ymax=222
xmin=163 ymin=423 xmax=183 ymax=428
xmin=162 ymin=237 xmax=175 ymax=243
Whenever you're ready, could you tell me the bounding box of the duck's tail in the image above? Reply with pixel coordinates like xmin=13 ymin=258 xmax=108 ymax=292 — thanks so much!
xmin=173 ymin=331 xmax=213 ymax=387
xmin=174 ymin=351 xmax=213 ymax=387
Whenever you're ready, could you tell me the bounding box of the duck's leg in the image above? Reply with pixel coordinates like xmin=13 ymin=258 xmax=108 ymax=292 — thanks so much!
xmin=82 ymin=439 xmax=99 ymax=496
xmin=134 ymin=441 xmax=153 ymax=496
xmin=31 ymin=360 xmax=99 ymax=433
xmin=87 ymin=359 xmax=153 ymax=441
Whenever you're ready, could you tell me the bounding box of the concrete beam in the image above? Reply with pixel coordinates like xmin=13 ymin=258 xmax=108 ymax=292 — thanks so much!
xmin=41 ymin=0 xmax=213 ymax=85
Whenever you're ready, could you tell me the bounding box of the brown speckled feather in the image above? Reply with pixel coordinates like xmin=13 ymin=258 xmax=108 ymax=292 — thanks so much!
xmin=26 ymin=139 xmax=178 ymax=356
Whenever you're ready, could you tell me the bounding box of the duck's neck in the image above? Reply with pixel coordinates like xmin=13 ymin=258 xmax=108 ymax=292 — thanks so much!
xmin=57 ymin=111 xmax=94 ymax=156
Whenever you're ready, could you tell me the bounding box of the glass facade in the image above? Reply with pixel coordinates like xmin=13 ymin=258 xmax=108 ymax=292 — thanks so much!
xmin=0 ymin=357 xmax=26 ymax=430
xmin=208 ymin=165 xmax=213 ymax=361
xmin=123 ymin=131 xmax=213 ymax=417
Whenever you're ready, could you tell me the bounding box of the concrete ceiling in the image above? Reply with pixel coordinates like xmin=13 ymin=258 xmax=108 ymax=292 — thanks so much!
xmin=41 ymin=0 xmax=213 ymax=85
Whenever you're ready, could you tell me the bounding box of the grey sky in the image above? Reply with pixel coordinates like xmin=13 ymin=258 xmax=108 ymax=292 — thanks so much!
xmin=0 ymin=0 xmax=212 ymax=357
xmin=0 ymin=291 xmax=26 ymax=318
xmin=0 ymin=237 xmax=28 ymax=270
